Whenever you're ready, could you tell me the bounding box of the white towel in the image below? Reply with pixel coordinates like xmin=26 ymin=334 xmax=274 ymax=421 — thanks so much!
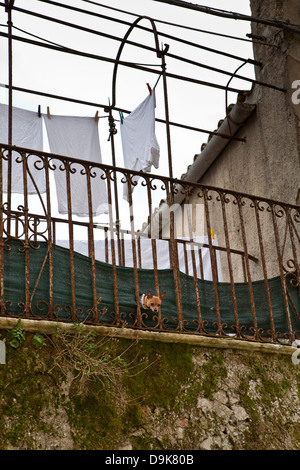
xmin=120 ymin=91 xmax=160 ymax=200
xmin=44 ymin=114 xmax=108 ymax=217
xmin=0 ymin=103 xmax=45 ymax=194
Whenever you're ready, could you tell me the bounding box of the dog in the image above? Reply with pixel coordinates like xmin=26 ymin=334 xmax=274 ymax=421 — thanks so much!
xmin=140 ymin=290 xmax=166 ymax=314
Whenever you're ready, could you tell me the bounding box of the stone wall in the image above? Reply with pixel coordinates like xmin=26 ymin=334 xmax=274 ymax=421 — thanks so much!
xmin=0 ymin=320 xmax=299 ymax=451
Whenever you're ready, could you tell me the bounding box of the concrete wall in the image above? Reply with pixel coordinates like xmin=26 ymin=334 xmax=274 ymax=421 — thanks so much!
xmin=199 ymin=0 xmax=300 ymax=206
xmin=174 ymin=0 xmax=300 ymax=282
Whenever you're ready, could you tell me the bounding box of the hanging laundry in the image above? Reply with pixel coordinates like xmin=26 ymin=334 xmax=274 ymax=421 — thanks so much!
xmin=120 ymin=91 xmax=160 ymax=200
xmin=0 ymin=103 xmax=45 ymax=194
xmin=44 ymin=114 xmax=108 ymax=217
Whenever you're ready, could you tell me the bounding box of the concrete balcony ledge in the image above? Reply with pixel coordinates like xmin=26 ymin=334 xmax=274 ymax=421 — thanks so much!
xmin=0 ymin=316 xmax=297 ymax=357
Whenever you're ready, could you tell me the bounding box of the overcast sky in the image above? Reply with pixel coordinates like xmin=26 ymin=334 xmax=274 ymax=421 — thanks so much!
xmin=0 ymin=0 xmax=256 ymax=233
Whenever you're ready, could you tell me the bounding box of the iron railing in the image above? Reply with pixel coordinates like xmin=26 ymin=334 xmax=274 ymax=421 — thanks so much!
xmin=0 ymin=143 xmax=299 ymax=344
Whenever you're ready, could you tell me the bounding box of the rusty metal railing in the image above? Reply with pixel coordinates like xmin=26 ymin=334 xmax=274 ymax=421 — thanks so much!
xmin=0 ymin=144 xmax=299 ymax=344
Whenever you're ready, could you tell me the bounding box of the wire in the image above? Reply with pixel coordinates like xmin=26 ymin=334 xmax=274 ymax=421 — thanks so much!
xmin=0 ymin=3 xmax=285 ymax=94
xmin=152 ymin=0 xmax=300 ymax=35
xmin=5 ymin=2 xmax=261 ymax=68
xmin=4 ymin=3 xmax=285 ymax=93
xmin=0 ymin=30 xmax=246 ymax=94
xmin=82 ymin=0 xmax=275 ymax=47
xmin=30 ymin=0 xmax=261 ymax=67
xmin=0 ymin=83 xmax=246 ymax=142
xmin=0 ymin=2 xmax=287 ymax=106
xmin=9 ymin=23 xmax=279 ymax=92
xmin=12 ymin=24 xmax=67 ymax=49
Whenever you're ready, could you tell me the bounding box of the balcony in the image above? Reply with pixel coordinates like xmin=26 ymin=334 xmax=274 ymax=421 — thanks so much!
xmin=0 ymin=143 xmax=299 ymax=345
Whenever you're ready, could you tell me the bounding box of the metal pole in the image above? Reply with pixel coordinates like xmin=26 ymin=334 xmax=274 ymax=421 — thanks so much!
xmin=6 ymin=0 xmax=14 ymax=236
xmin=107 ymin=107 xmax=122 ymax=265
xmin=161 ymin=44 xmax=174 ymax=180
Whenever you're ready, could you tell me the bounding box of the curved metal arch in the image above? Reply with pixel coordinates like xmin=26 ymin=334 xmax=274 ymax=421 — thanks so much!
xmin=110 ymin=16 xmax=163 ymax=109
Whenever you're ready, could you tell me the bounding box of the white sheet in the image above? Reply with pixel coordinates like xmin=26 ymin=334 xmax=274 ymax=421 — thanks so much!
xmin=0 ymin=103 xmax=45 ymax=194
xmin=44 ymin=114 xmax=108 ymax=217
xmin=120 ymin=92 xmax=160 ymax=200
xmin=56 ymin=236 xmax=222 ymax=281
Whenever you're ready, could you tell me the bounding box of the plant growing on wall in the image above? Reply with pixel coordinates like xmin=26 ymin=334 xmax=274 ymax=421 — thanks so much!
xmin=49 ymin=323 xmax=160 ymax=402
xmin=7 ymin=319 xmax=26 ymax=349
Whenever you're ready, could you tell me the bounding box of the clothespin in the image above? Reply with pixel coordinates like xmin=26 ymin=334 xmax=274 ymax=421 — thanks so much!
xmin=38 ymin=105 xmax=41 ymax=118
xmin=147 ymin=83 xmax=152 ymax=95
xmin=119 ymin=111 xmax=124 ymax=124
xmin=47 ymin=106 xmax=51 ymax=119
xmin=211 ymin=228 xmax=215 ymax=240
xmin=94 ymin=110 xmax=99 ymax=122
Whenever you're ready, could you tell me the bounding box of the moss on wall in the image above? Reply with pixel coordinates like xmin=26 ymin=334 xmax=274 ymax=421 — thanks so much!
xmin=0 ymin=326 xmax=299 ymax=450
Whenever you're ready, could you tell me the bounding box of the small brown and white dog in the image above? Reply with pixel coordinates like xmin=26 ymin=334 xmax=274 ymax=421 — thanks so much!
xmin=140 ymin=290 xmax=166 ymax=314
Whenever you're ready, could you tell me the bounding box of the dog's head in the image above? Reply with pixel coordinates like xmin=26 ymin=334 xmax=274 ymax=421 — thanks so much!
xmin=144 ymin=290 xmax=166 ymax=313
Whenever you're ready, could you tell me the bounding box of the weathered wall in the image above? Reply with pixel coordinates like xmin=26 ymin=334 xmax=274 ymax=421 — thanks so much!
xmin=0 ymin=320 xmax=299 ymax=451
xmin=199 ymin=0 xmax=300 ymax=206
xmin=178 ymin=0 xmax=300 ymax=283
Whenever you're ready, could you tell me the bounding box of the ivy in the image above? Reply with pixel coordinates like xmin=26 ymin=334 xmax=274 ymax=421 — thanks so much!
xmin=7 ymin=319 xmax=26 ymax=349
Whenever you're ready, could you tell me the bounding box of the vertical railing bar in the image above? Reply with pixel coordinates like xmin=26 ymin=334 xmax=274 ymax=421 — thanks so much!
xmin=147 ymin=214 xmax=151 ymax=239
xmin=286 ymin=208 xmax=300 ymax=292
xmin=121 ymin=232 xmax=125 ymax=266
xmin=185 ymin=189 xmax=202 ymax=331
xmin=161 ymin=49 xmax=173 ymax=180
xmin=33 ymin=216 xmax=38 ymax=243
xmin=106 ymin=170 xmax=119 ymax=317
xmin=198 ymin=248 xmax=204 ymax=280
xmin=126 ymin=172 xmax=141 ymax=328
xmin=22 ymin=151 xmax=30 ymax=317
xmin=86 ymin=164 xmax=98 ymax=322
xmin=108 ymin=108 xmax=122 ymax=266
xmin=159 ymin=211 xmax=163 ymax=240
xmin=237 ymin=195 xmax=258 ymax=336
xmin=219 ymin=192 xmax=240 ymax=334
xmin=166 ymin=180 xmax=183 ymax=331
xmin=146 ymin=177 xmax=159 ymax=296
xmin=6 ymin=153 xmax=11 ymax=237
xmin=65 ymin=160 xmax=77 ymax=321
xmin=183 ymin=243 xmax=189 ymax=274
xmin=15 ymin=213 xmax=18 ymax=238
xmin=242 ymin=255 xmax=247 ymax=282
xmin=104 ymin=227 xmax=109 ymax=264
xmin=0 ymin=148 xmax=5 ymax=315
xmin=45 ymin=155 xmax=54 ymax=319
xmin=253 ymin=199 xmax=276 ymax=341
xmin=270 ymin=203 xmax=294 ymax=341
xmin=203 ymin=188 xmax=222 ymax=333
xmin=168 ymin=239 xmax=172 ymax=269
xmin=6 ymin=4 xmax=13 ymax=237
xmin=52 ymin=219 xmax=56 ymax=244
xmin=137 ymin=234 xmax=142 ymax=269
xmin=146 ymin=176 xmax=163 ymax=329
xmin=213 ymin=248 xmax=219 ymax=282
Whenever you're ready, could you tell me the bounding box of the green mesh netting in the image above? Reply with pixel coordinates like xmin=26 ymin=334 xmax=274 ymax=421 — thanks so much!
xmin=2 ymin=240 xmax=299 ymax=336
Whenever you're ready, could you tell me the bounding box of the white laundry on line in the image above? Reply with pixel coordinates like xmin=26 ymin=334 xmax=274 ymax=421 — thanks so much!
xmin=0 ymin=103 xmax=45 ymax=194
xmin=56 ymin=236 xmax=222 ymax=282
xmin=120 ymin=91 xmax=160 ymax=201
xmin=44 ymin=114 xmax=108 ymax=217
